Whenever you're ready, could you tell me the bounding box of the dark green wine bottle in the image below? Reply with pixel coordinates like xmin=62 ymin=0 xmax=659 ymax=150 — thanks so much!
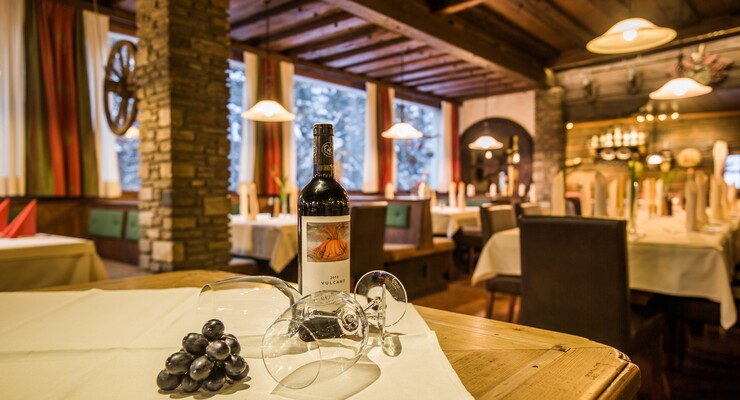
xmin=298 ymin=123 xmax=350 ymax=295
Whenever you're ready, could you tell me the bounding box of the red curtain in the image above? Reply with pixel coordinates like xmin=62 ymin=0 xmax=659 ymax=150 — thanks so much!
xmin=255 ymin=57 xmax=283 ymax=195
xmin=450 ymin=104 xmax=461 ymax=182
xmin=377 ymin=86 xmax=394 ymax=189
xmin=37 ymin=0 xmax=81 ymax=196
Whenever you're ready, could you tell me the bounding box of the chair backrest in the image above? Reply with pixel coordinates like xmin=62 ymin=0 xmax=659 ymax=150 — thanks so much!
xmin=383 ymin=198 xmax=433 ymax=249
xmin=519 ymin=216 xmax=631 ymax=352
xmin=513 ymin=202 xmax=542 ymax=225
xmin=565 ymin=197 xmax=581 ymax=216
xmin=88 ymin=209 xmax=125 ymax=239
xmin=480 ymin=204 xmax=516 ymax=243
xmin=350 ymin=202 xmax=387 ymax=284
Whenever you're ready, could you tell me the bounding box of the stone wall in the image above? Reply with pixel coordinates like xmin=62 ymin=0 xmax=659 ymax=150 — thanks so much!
xmin=136 ymin=0 xmax=232 ymax=271
xmin=533 ymin=87 xmax=565 ymax=201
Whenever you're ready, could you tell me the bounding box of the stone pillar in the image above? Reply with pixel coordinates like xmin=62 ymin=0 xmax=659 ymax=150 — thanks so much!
xmin=136 ymin=0 xmax=231 ymax=271
xmin=533 ymin=87 xmax=565 ymax=202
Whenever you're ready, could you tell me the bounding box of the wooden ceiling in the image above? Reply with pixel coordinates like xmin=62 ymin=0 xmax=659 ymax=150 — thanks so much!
xmin=91 ymin=0 xmax=740 ymax=103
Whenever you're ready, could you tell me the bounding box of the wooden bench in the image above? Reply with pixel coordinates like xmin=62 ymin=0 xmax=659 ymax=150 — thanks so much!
xmin=381 ymin=198 xmax=454 ymax=299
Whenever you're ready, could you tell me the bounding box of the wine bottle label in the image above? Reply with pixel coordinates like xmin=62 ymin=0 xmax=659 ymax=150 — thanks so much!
xmin=300 ymin=215 xmax=350 ymax=295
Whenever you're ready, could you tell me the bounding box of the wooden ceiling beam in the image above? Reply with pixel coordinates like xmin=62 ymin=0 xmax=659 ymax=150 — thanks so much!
xmin=367 ymin=54 xmax=456 ymax=78
xmin=344 ymin=46 xmax=435 ymax=73
xmin=427 ymin=0 xmax=484 ymax=14
xmin=403 ymin=67 xmax=483 ymax=87
xmin=390 ymin=61 xmax=468 ymax=82
xmin=253 ymin=11 xmax=357 ymax=46
xmin=418 ymin=75 xmax=510 ymax=92
xmin=231 ymin=0 xmax=315 ymax=30
xmin=313 ymin=37 xmax=410 ymax=64
xmin=490 ymin=0 xmax=594 ymax=45
xmin=443 ymin=83 xmax=532 ymax=99
xmin=322 ymin=0 xmax=546 ymax=86
xmin=286 ymin=25 xmax=383 ymax=59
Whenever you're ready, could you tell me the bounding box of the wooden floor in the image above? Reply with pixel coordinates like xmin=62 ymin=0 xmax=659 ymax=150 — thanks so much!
xmin=103 ymin=260 xmax=740 ymax=399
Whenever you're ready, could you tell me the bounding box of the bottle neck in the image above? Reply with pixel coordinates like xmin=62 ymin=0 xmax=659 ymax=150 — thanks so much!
xmin=313 ymin=134 xmax=334 ymax=178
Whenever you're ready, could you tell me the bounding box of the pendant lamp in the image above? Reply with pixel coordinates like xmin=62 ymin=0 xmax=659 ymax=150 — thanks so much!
xmin=649 ymin=77 xmax=712 ymax=100
xmin=468 ymin=74 xmax=503 ymax=151
xmin=381 ymin=51 xmax=423 ymax=139
xmin=586 ymin=17 xmax=676 ymax=54
xmin=242 ymin=0 xmax=295 ymax=122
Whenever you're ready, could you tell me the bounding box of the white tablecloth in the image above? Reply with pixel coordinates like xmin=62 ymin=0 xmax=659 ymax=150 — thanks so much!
xmin=431 ymin=206 xmax=480 ymax=237
xmin=472 ymin=215 xmax=738 ymax=329
xmin=0 ymin=288 xmax=472 ymax=399
xmin=230 ymin=214 xmax=298 ymax=273
xmin=0 ymin=234 xmax=108 ymax=291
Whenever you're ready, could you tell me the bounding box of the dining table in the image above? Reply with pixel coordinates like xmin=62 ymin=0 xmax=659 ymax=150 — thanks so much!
xmin=0 ymin=233 xmax=108 ymax=291
xmin=472 ymin=212 xmax=739 ymax=329
xmin=230 ymin=213 xmax=298 ymax=272
xmin=431 ymin=205 xmax=480 ymax=237
xmin=5 ymin=270 xmax=641 ymax=399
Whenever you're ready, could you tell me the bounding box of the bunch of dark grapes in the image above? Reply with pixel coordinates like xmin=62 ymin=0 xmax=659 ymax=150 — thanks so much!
xmin=156 ymin=319 xmax=249 ymax=393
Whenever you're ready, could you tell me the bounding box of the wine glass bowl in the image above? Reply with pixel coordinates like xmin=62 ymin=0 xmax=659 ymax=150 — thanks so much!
xmin=262 ymin=290 xmax=369 ymax=389
xmin=354 ymin=270 xmax=408 ymax=356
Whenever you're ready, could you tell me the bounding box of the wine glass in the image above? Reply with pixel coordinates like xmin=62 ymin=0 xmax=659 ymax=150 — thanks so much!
xmin=262 ymin=290 xmax=369 ymax=389
xmin=354 ymin=270 xmax=408 ymax=356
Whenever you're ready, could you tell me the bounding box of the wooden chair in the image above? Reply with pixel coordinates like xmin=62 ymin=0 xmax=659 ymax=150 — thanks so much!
xmin=482 ymin=205 xmax=519 ymax=321
xmin=350 ymin=202 xmax=387 ymax=288
xmin=454 ymin=203 xmax=492 ymax=274
xmin=519 ymin=216 xmax=667 ymax=399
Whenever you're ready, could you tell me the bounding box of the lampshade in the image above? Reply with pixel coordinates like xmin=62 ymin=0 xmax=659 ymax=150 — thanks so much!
xmin=242 ymin=100 xmax=295 ymax=122
xmin=646 ymin=153 xmax=664 ymax=165
xmin=381 ymin=122 xmax=423 ymax=139
xmin=649 ymin=77 xmax=712 ymax=100
xmin=468 ymin=135 xmax=503 ymax=150
xmin=586 ymin=18 xmax=676 ymax=54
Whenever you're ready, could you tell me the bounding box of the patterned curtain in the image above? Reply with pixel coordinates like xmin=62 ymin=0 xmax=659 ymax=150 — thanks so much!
xmin=25 ymin=0 xmax=97 ymax=197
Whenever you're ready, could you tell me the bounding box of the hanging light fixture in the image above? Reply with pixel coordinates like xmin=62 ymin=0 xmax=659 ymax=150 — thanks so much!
xmin=649 ymin=77 xmax=712 ymax=100
xmin=586 ymin=18 xmax=676 ymax=54
xmin=468 ymin=74 xmax=503 ymax=151
xmin=242 ymin=0 xmax=295 ymax=122
xmin=381 ymin=50 xmax=422 ymax=139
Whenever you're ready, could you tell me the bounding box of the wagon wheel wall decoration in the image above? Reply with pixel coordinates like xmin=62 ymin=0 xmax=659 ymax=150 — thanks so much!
xmin=104 ymin=40 xmax=138 ymax=135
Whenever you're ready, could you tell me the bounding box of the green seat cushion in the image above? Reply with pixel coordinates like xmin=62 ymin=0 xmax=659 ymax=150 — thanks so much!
xmin=125 ymin=210 xmax=140 ymax=241
xmin=466 ymin=199 xmax=491 ymax=207
xmin=386 ymin=204 xmax=410 ymax=228
xmin=88 ymin=209 xmax=125 ymax=239
xmin=231 ymin=203 xmax=240 ymax=215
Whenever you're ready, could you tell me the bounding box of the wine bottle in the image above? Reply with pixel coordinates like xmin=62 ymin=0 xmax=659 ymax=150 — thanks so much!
xmin=298 ymin=123 xmax=350 ymax=295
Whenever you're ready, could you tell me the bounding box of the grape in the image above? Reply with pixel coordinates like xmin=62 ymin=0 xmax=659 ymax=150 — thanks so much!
xmin=156 ymin=369 xmax=181 ymax=391
xmin=222 ymin=335 xmax=241 ymax=356
xmin=203 ymin=367 xmax=226 ymax=392
xmin=226 ymin=361 xmax=249 ymax=381
xmin=182 ymin=333 xmax=209 ymax=356
xmin=165 ymin=351 xmax=194 ymax=376
xmin=224 ymin=354 xmax=247 ymax=376
xmin=189 ymin=356 xmax=214 ymax=381
xmin=180 ymin=375 xmax=202 ymax=393
xmin=206 ymin=340 xmax=230 ymax=361
xmin=202 ymin=319 xmax=225 ymax=341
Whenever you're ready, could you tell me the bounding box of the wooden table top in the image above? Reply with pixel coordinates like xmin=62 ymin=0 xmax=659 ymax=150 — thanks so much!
xmin=42 ymin=270 xmax=640 ymax=399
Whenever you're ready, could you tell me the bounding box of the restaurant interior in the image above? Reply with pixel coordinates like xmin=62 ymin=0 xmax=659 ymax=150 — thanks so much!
xmin=1 ymin=0 xmax=739 ymax=398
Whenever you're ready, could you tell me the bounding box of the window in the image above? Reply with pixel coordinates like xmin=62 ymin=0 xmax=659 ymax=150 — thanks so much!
xmin=726 ymin=154 xmax=740 ymax=188
xmin=393 ymin=99 xmax=442 ymax=191
xmin=226 ymin=61 xmax=245 ymax=192
xmin=294 ymin=75 xmax=366 ymax=190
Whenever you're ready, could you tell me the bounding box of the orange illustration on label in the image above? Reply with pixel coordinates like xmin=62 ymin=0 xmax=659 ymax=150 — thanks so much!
xmin=307 ymin=221 xmax=350 ymax=262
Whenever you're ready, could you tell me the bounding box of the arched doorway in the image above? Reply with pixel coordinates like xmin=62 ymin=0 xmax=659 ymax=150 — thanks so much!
xmin=460 ymin=118 xmax=533 ymax=196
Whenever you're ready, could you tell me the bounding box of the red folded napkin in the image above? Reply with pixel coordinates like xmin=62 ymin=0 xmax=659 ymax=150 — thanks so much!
xmin=0 ymin=200 xmax=37 ymax=238
xmin=0 ymin=199 xmax=9 ymax=231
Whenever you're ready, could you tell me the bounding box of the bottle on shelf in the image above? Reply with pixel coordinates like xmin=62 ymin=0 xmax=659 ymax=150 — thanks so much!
xmin=298 ymin=123 xmax=351 ymax=295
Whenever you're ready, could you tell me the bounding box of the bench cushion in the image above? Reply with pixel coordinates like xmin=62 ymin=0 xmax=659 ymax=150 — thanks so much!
xmin=88 ymin=209 xmax=125 ymax=239
xmin=383 ymin=237 xmax=454 ymax=262
xmin=385 ymin=204 xmax=410 ymax=228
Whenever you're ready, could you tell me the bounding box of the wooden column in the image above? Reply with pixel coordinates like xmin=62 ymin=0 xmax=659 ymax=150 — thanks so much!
xmin=135 ymin=0 xmax=231 ymax=271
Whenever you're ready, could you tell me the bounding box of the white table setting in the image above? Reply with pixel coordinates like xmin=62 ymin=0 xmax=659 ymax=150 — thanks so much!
xmin=229 ymin=213 xmax=298 ymax=273
xmin=431 ymin=205 xmax=480 ymax=237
